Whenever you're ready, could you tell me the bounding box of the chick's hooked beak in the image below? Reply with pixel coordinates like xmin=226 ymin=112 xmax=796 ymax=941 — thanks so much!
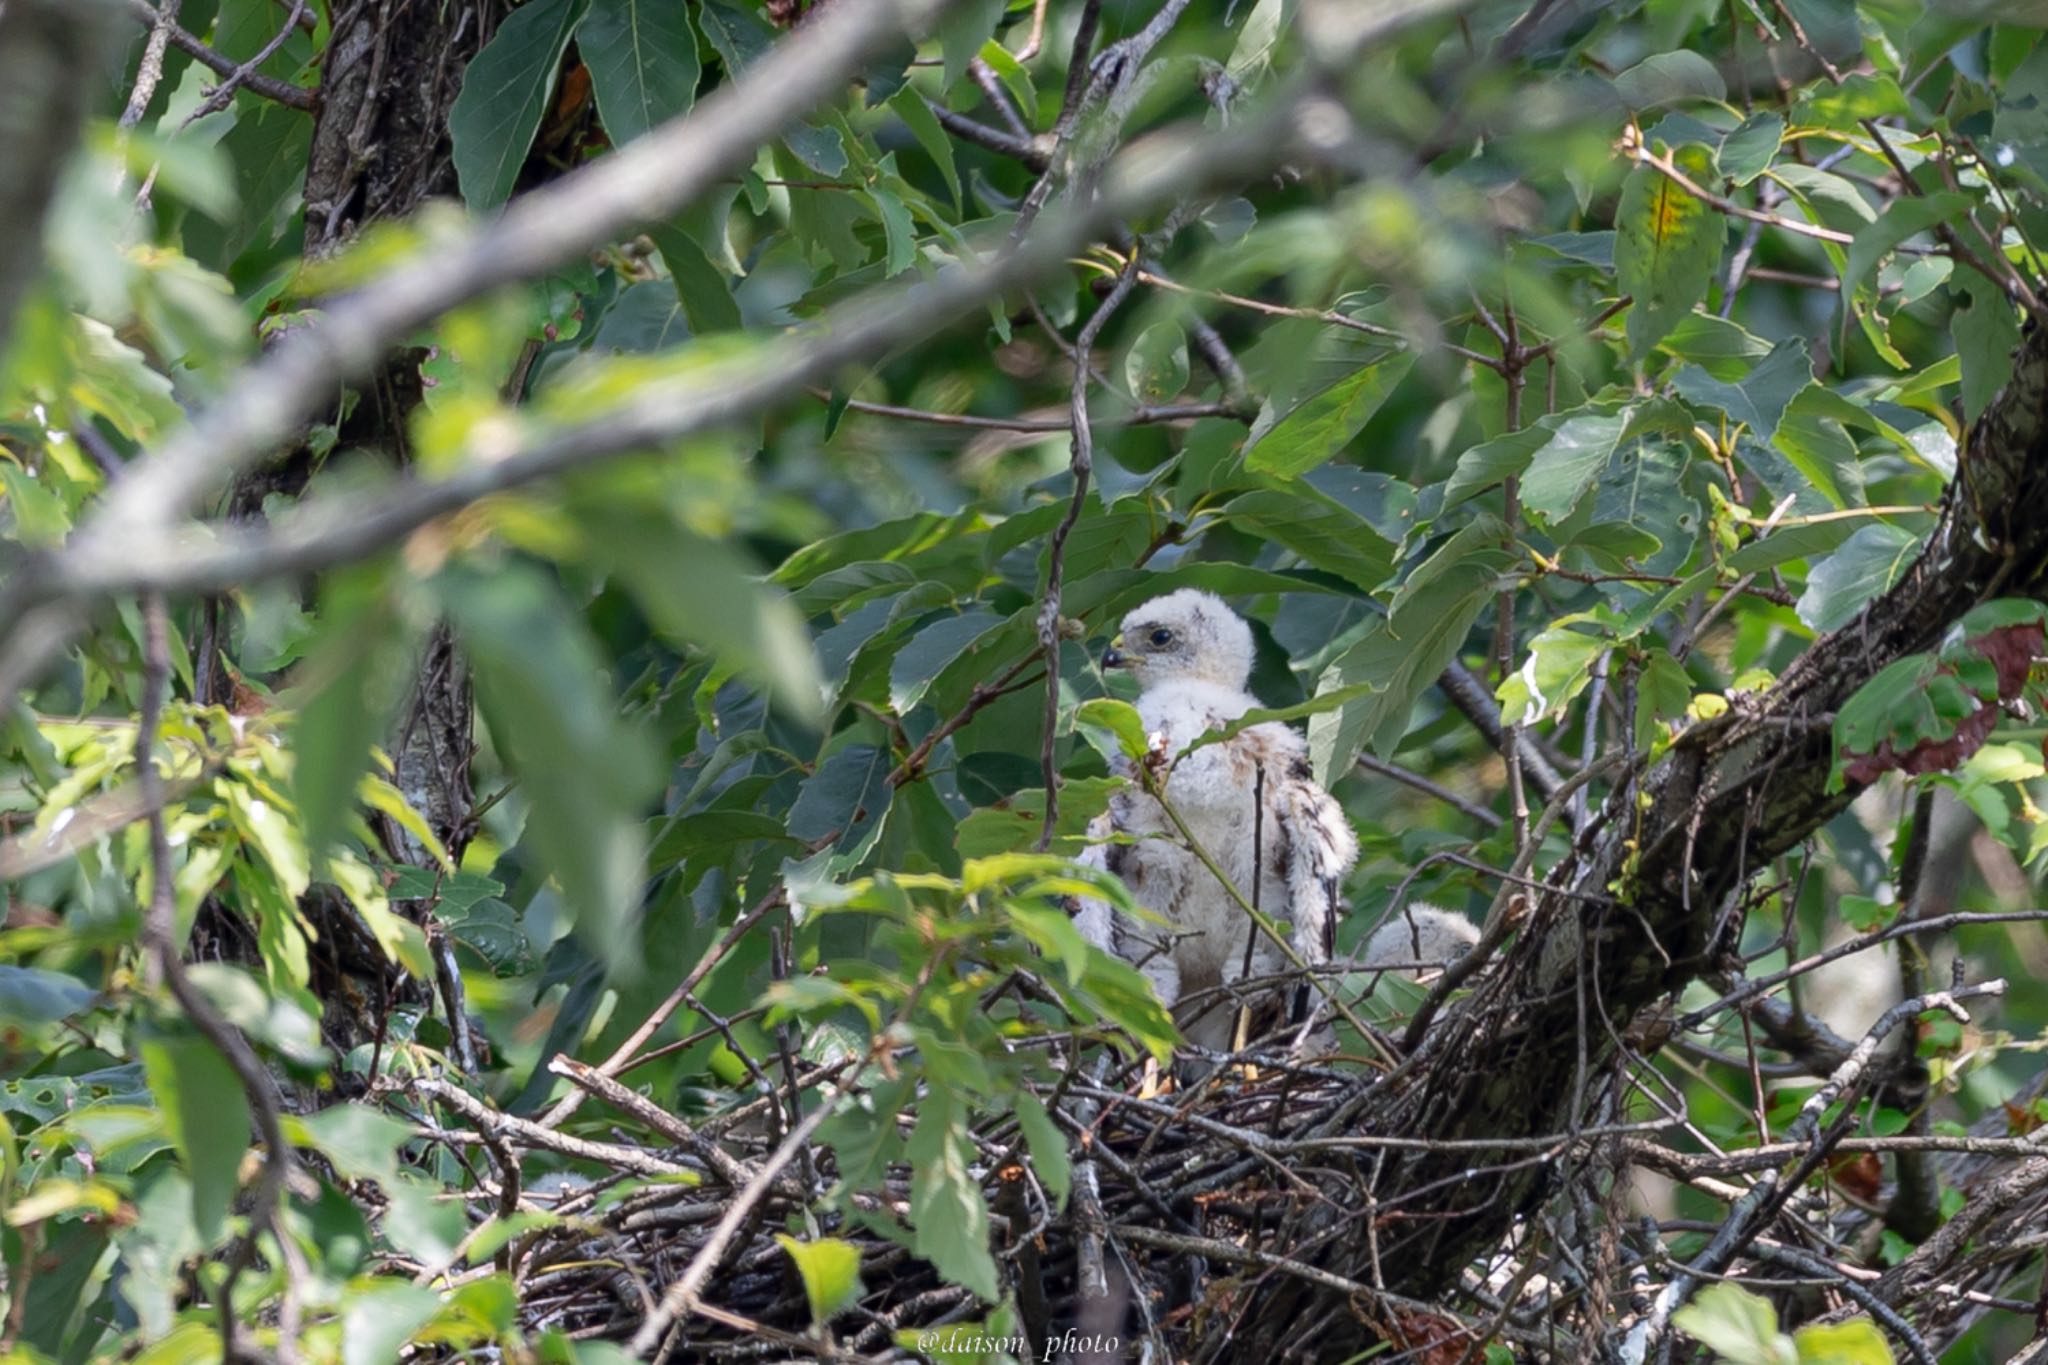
xmin=1102 ymin=633 xmax=1126 ymax=670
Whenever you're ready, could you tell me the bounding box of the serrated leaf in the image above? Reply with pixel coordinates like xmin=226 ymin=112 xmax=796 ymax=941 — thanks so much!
xmin=1308 ymin=519 xmax=1510 ymax=778
xmin=1672 ymin=338 xmax=1811 ymax=445
xmin=1221 ymin=470 xmax=1406 ymax=592
xmin=1074 ymin=698 xmax=1149 ymax=763
xmin=955 ymin=778 xmax=1119 ymax=859
xmin=1522 ymin=408 xmax=1633 ymax=522
xmin=789 ymin=744 xmax=893 ymax=858
xmin=1841 ymin=192 xmax=1970 ymax=320
xmin=907 ymin=1089 xmax=998 ymax=1301
xmin=578 ymin=0 xmax=700 ymax=146
xmin=450 ymin=0 xmax=590 ymax=209
xmin=1953 ymin=271 xmax=2021 ymax=423
xmin=890 ymin=611 xmax=1003 ymax=713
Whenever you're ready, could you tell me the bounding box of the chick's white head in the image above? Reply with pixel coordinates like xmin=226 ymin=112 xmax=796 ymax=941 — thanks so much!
xmin=1104 ymin=589 xmax=1254 ymax=691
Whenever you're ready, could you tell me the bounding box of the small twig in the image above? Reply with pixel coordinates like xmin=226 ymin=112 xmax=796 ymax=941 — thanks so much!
xmin=118 ymin=0 xmax=182 ymax=127
xmin=1037 ymin=256 xmax=1141 ymax=851
xmin=181 ymin=0 xmax=309 ymax=127
xmin=123 ymin=0 xmax=314 ymax=110
xmin=1354 ymin=753 xmax=1502 ymax=829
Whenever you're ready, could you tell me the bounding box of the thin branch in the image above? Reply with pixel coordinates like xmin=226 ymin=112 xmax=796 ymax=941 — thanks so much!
xmin=814 ymin=388 xmax=1234 ymax=432
xmin=181 ymin=0 xmax=309 ymax=127
xmin=1639 ymin=144 xmax=1856 ymax=245
xmin=1037 ymin=256 xmax=1140 ymax=851
xmin=124 ymin=0 xmax=315 ymax=110
xmin=1354 ymin=752 xmax=1502 ymax=829
xmin=119 ymin=0 xmax=182 ymax=127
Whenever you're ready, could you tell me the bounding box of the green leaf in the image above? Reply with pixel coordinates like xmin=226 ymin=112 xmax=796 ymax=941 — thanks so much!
xmin=937 ymin=0 xmax=1004 ymax=88
xmin=0 ymin=966 xmax=95 ymax=1025
xmin=1012 ymin=1090 xmax=1071 ymax=1209
xmin=1672 ymin=339 xmax=1811 ymax=445
xmin=907 ymin=1088 xmax=998 ymax=1300
xmin=1221 ymin=469 xmax=1407 ymax=592
xmin=1840 ymin=192 xmax=1970 ymax=319
xmin=1797 ymin=523 xmax=1920 ymax=633
xmin=788 ymin=744 xmax=894 ymax=858
xmin=774 ymin=1235 xmax=866 ymax=1326
xmin=1838 ymin=894 xmax=1896 ymax=932
xmin=1521 ymin=408 xmax=1634 ymax=522
xmin=1308 ymin=518 xmax=1511 ymax=778
xmin=1717 ymin=112 xmax=1783 ymax=185
xmin=595 ymin=515 xmax=824 ymax=722
xmin=449 ymin=0 xmax=591 ymax=209
xmin=1125 ymin=322 xmax=1189 ymax=403
xmin=292 ymin=566 xmax=418 ymax=875
xmin=890 ymin=610 xmax=1003 ymax=713
xmin=1497 ymin=612 xmax=1616 ymax=726
xmin=1073 ymin=697 xmax=1149 ymax=764
xmin=697 ymin=0 xmax=774 ymax=74
xmin=578 ymin=0 xmax=701 ymax=145
xmin=1953 ymin=271 xmax=2021 ymax=423
xmin=1612 ymin=51 xmax=1727 ymax=108
xmin=888 ymin=87 xmax=961 ymax=210
xmin=1616 ymin=144 xmax=1725 ymax=359
xmin=869 ymin=185 xmax=917 ymax=277
xmin=341 ymin=1282 xmax=444 ymax=1365
xmin=1796 ymin=72 xmax=1910 ymax=128
xmin=1672 ymin=1283 xmax=1797 ymax=1365
xmin=1792 ymin=1319 xmax=1897 ymax=1365
xmin=293 ymin=1103 xmax=414 ymax=1186
xmin=141 ymin=1037 xmax=251 ymax=1245
xmin=650 ymin=225 xmax=742 ymax=333
xmin=954 ymin=778 xmax=1119 ymax=859
xmin=1244 ymin=353 xmax=1414 ymax=478
xmin=437 ymin=564 xmax=659 ymax=973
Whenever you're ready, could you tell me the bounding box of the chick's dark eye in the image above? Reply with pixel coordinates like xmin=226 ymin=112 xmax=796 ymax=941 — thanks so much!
xmin=1149 ymin=628 xmax=1173 ymax=647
